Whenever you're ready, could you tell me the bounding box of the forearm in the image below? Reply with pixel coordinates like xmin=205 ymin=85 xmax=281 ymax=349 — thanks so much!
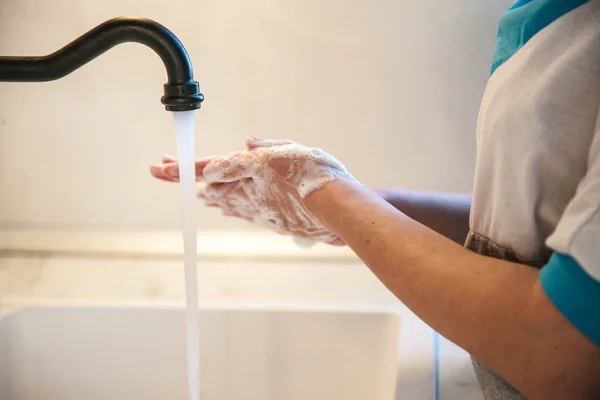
xmin=374 ymin=188 xmax=471 ymax=244
xmin=307 ymin=180 xmax=600 ymax=400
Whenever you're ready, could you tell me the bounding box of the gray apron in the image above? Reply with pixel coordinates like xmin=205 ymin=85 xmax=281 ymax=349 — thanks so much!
xmin=464 ymin=231 xmax=552 ymax=400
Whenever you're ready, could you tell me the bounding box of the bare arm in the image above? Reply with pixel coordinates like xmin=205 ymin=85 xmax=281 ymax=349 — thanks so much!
xmin=375 ymin=188 xmax=471 ymax=244
xmin=152 ymin=141 xmax=599 ymax=398
xmin=307 ymin=180 xmax=600 ymax=400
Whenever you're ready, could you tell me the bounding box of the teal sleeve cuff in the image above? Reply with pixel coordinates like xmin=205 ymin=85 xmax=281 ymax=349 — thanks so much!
xmin=540 ymin=253 xmax=600 ymax=346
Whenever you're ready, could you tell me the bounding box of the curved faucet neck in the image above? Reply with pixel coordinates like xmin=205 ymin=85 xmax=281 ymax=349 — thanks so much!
xmin=0 ymin=17 xmax=204 ymax=111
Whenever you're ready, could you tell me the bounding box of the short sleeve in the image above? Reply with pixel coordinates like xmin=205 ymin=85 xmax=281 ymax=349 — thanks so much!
xmin=546 ymin=109 xmax=600 ymax=281
xmin=542 ymin=109 xmax=600 ymax=345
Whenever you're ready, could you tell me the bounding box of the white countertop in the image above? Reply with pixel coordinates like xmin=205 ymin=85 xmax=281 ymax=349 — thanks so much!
xmin=0 ymin=230 xmax=356 ymax=261
xmin=0 ymin=230 xmax=483 ymax=400
xmin=0 ymin=254 xmax=482 ymax=400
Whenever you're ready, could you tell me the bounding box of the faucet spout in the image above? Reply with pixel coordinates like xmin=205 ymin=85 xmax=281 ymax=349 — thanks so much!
xmin=0 ymin=17 xmax=204 ymax=111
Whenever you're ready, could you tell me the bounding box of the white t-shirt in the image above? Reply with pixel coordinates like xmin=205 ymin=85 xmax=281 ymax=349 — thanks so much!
xmin=472 ymin=0 xmax=600 ymax=276
xmin=470 ymin=0 xmax=600 ymax=345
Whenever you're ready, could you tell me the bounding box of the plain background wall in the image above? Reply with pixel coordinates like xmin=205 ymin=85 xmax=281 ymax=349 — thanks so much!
xmin=0 ymin=0 xmax=511 ymax=232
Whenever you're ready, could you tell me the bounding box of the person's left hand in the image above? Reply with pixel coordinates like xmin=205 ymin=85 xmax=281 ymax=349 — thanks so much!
xmin=150 ymin=137 xmax=355 ymax=246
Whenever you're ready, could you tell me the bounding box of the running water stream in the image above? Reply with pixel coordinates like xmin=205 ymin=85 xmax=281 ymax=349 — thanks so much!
xmin=173 ymin=110 xmax=200 ymax=400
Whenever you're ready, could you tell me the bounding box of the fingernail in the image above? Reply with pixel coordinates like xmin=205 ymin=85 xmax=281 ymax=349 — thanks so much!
xmin=165 ymin=166 xmax=179 ymax=178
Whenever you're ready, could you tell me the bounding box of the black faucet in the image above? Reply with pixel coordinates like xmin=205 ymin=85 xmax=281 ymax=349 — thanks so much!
xmin=0 ymin=17 xmax=204 ymax=111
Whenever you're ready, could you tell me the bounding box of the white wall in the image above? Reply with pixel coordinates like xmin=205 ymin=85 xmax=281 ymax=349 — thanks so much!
xmin=0 ymin=0 xmax=510 ymax=232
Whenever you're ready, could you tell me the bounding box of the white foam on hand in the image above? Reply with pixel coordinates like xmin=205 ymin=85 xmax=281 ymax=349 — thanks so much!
xmin=198 ymin=137 xmax=357 ymax=246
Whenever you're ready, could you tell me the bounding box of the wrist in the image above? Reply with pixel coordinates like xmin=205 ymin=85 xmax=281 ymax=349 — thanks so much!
xmin=304 ymin=177 xmax=356 ymax=206
xmin=303 ymin=178 xmax=365 ymax=231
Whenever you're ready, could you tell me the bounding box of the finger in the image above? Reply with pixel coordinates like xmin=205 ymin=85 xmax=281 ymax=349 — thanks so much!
xmin=162 ymin=154 xmax=177 ymax=163
xmin=193 ymin=156 xmax=241 ymax=182
xmin=151 ymin=157 xmax=215 ymax=182
xmin=193 ymin=157 xmax=218 ymax=181
xmin=150 ymin=162 xmax=179 ymax=182
xmin=204 ymin=182 xmax=241 ymax=197
xmin=245 ymin=136 xmax=295 ymax=150
xmin=198 ymin=183 xmax=242 ymax=207
xmin=202 ymin=152 xmax=258 ymax=183
xmin=327 ymin=238 xmax=346 ymax=246
xmin=198 ymin=185 xmax=254 ymax=223
xmin=221 ymin=208 xmax=253 ymax=222
xmin=197 ymin=186 xmax=215 ymax=202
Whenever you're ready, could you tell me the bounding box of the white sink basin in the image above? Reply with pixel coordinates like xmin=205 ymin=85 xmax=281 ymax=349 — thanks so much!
xmin=0 ymin=304 xmax=400 ymax=400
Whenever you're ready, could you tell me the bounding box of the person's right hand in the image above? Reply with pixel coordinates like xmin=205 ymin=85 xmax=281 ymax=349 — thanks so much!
xmin=150 ymin=137 xmax=349 ymax=247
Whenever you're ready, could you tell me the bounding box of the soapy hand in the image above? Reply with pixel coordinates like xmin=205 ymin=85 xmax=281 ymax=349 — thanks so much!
xmin=150 ymin=137 xmax=356 ymax=246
